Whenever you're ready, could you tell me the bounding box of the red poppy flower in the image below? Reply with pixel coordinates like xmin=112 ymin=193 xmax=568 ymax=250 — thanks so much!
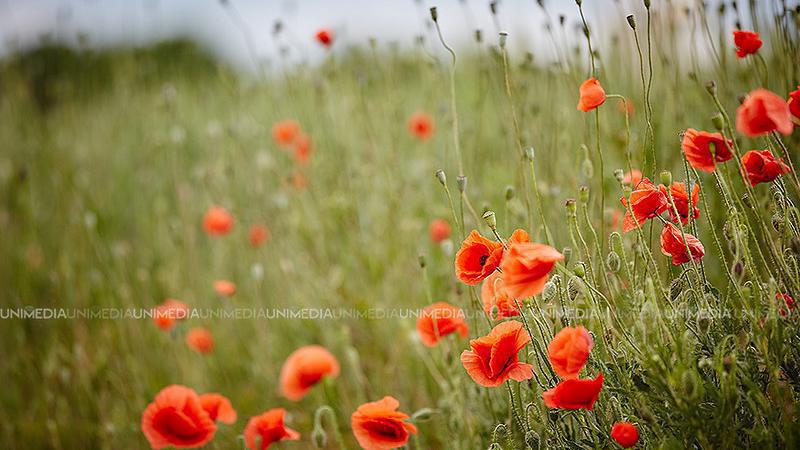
xmin=292 ymin=134 xmax=313 ymax=165
xmin=279 ymin=345 xmax=340 ymax=401
xmin=660 ymin=223 xmax=705 ymax=265
xmin=186 ymin=327 xmax=214 ymax=354
xmin=199 ymin=393 xmax=237 ymax=424
xmin=622 ymin=169 xmax=642 ymax=187
xmin=577 ymin=77 xmax=606 ymax=112
xmin=249 ymin=224 xmax=270 ymax=247
xmin=547 ymin=326 xmax=594 ymax=380
xmin=243 ymin=409 xmax=300 ymax=450
xmin=507 ymin=228 xmax=531 ymax=244
xmin=351 ymin=396 xmax=417 ymax=450
xmin=213 ymin=280 xmax=236 ymax=297
xmin=454 ymin=230 xmax=504 ymax=285
xmin=153 ymin=299 xmax=189 ymax=331
xmin=610 ymin=422 xmax=639 ymax=448
xmin=272 ymin=120 xmax=301 ymax=147
xmin=416 ymin=302 xmax=469 ymax=347
xmin=740 ymin=150 xmax=791 ymax=186
xmin=680 ymin=129 xmax=734 ymax=173
xmin=429 ymin=219 xmax=451 ymax=243
xmin=736 ymin=88 xmax=794 ymax=137
xmin=500 ymin=242 xmax=563 ymax=299
xmin=460 ymin=320 xmax=533 ymax=387
xmin=291 ymin=170 xmax=307 ymax=189
xmin=733 ymin=30 xmax=762 ymax=58
xmin=659 ymin=182 xmax=700 ymax=225
xmin=203 ymin=206 xmax=234 ymax=236
xmin=315 ymin=28 xmax=333 ymax=47
xmin=481 ymin=272 xmax=521 ymax=320
xmin=407 ymin=112 xmax=435 ymax=140
xmin=620 ymin=178 xmax=669 ymax=232
xmin=542 ymin=373 xmax=604 ymax=410
xmin=789 ymin=86 xmax=800 ymax=119
xmin=776 ymin=293 xmax=795 ymax=318
xmin=141 ymin=385 xmax=217 ymax=449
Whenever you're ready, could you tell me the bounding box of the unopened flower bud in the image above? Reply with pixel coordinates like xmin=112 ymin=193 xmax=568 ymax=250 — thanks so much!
xmin=696 ymin=310 xmax=711 ymax=334
xmin=705 ymin=80 xmax=716 ymax=96
xmin=573 ymin=263 xmax=586 ymax=278
xmin=565 ymin=198 xmax=577 ymax=215
xmin=606 ymin=251 xmax=621 ymax=273
xmin=475 ymin=29 xmax=483 ymax=43
xmin=498 ymin=32 xmax=508 ymax=48
xmin=482 ymin=210 xmax=497 ymax=230
xmin=312 ymin=427 xmax=327 ymax=448
xmin=525 ymin=430 xmax=540 ymax=449
xmin=660 ymin=170 xmax=672 ymax=186
xmin=457 ymin=175 xmax=467 ymax=193
xmin=489 ymin=305 xmax=499 ymax=319
xmin=490 ymin=1 xmax=498 ymax=15
xmin=418 ymin=254 xmax=427 ymax=268
xmin=525 ymin=147 xmax=535 ymax=161
xmin=562 ymin=247 xmax=572 ymax=264
xmin=504 ymin=185 xmax=515 ymax=200
xmin=542 ymin=281 xmax=556 ymax=301
xmin=575 ymin=0 xmax=582 ymax=5
xmin=626 ymin=14 xmax=637 ymax=29
xmin=429 ymin=6 xmax=438 ymax=22
xmin=722 ymin=355 xmax=735 ymax=373
xmin=435 ymin=169 xmax=446 ymax=186
xmin=614 ymin=168 xmax=624 ymax=182
xmin=579 ymin=186 xmax=590 ymax=204
xmin=711 ymin=113 xmax=724 ymax=131
xmin=643 ymin=0 xmax=651 ymax=8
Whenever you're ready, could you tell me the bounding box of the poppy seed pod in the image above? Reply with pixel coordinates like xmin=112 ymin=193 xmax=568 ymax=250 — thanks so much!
xmin=525 ymin=147 xmax=535 ymax=161
xmin=705 ymin=80 xmax=717 ymax=96
xmin=505 ymin=185 xmax=515 ymax=200
xmin=482 ymin=210 xmax=497 ymax=229
xmin=643 ymin=0 xmax=651 ymax=8
xmin=435 ymin=169 xmax=447 ymax=185
xmin=457 ymin=175 xmax=467 ymax=193
xmin=562 ymin=247 xmax=572 ymax=264
xmin=626 ymin=14 xmax=636 ymax=29
xmin=711 ymin=113 xmax=724 ymax=130
xmin=614 ymin=168 xmax=625 ymax=183
xmin=429 ymin=6 xmax=438 ymax=22
xmin=660 ymin=170 xmax=672 ymax=186
xmin=498 ymin=32 xmax=508 ymax=49
xmin=565 ymin=199 xmax=577 ymax=215
xmin=579 ymin=186 xmax=590 ymax=204
xmin=542 ymin=281 xmax=556 ymax=301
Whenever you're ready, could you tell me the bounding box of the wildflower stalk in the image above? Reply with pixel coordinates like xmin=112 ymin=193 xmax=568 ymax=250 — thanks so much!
xmin=505 ymin=381 xmax=529 ymax=434
xmin=527 ymin=153 xmax=553 ymax=244
xmin=627 ymin=14 xmax=656 ymax=174
xmin=769 ymin=131 xmax=800 ymax=196
xmin=313 ymin=405 xmax=349 ymax=450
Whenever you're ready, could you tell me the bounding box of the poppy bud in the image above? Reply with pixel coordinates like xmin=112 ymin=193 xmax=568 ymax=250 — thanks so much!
xmin=489 ymin=305 xmax=499 ymax=319
xmin=614 ymin=168 xmax=624 ymax=183
xmin=643 ymin=0 xmax=651 ymax=8
xmin=659 ymin=170 xmax=672 ymax=186
xmin=562 ymin=246 xmax=572 ymax=264
xmin=573 ymin=263 xmax=586 ymax=278
xmin=525 ymin=146 xmax=535 ymax=161
xmin=669 ymin=278 xmax=684 ymax=300
xmin=525 ymin=431 xmax=540 ymax=449
xmin=498 ymin=32 xmax=508 ymax=49
xmin=411 ymin=408 xmax=436 ymax=421
xmin=488 ymin=444 xmax=502 ymax=450
xmin=429 ymin=6 xmax=438 ymax=22
xmin=722 ymin=355 xmax=735 ymax=373
xmin=311 ymin=427 xmax=327 ymax=448
xmin=565 ymin=199 xmax=577 ymax=215
xmin=771 ymin=214 xmax=783 ymax=232
xmin=505 ymin=185 xmax=515 ymax=200
xmin=626 ymin=14 xmax=636 ymax=30
xmin=475 ymin=29 xmax=483 ymax=43
xmin=435 ymin=169 xmax=447 ymax=185
xmin=681 ymin=370 xmax=702 ymax=400
xmin=579 ymin=186 xmax=590 ymax=204
xmin=542 ymin=281 xmax=556 ymax=301
xmin=482 ymin=210 xmax=497 ymax=230
xmin=418 ymin=254 xmax=427 ymax=268
xmin=489 ymin=1 xmax=497 ymax=15
xmin=696 ymin=310 xmax=711 ymax=334
xmin=740 ymin=285 xmax=752 ymax=299
xmin=575 ymin=0 xmax=582 ymax=5
xmin=457 ymin=175 xmax=467 ymax=193
xmin=704 ymin=80 xmax=717 ymax=96
xmin=559 ymin=15 xmax=566 ymax=26
xmin=711 ymin=113 xmax=724 ymax=131
xmin=606 ymin=251 xmax=621 ymax=273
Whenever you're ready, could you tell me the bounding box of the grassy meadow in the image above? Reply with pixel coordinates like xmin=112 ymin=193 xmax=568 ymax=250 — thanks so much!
xmin=2 ymin=1 xmax=800 ymax=448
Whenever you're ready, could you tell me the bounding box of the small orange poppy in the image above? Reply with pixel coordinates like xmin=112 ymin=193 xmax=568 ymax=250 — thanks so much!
xmin=141 ymin=385 xmax=217 ymax=449
xmin=351 ymin=396 xmax=417 ymax=450
xmin=249 ymin=224 xmax=270 ymax=247
xmin=741 ymin=149 xmax=791 ymax=186
xmin=199 ymin=393 xmax=237 ymax=424
xmin=243 ymin=409 xmax=300 ymax=450
xmin=279 ymin=345 xmax=340 ymax=401
xmin=620 ymin=178 xmax=668 ymax=232
xmin=292 ymin=134 xmax=313 ymax=165
xmin=428 ymin=218 xmax=451 ymax=243
xmin=186 ymin=327 xmax=214 ymax=354
xmin=315 ymin=28 xmax=334 ymax=47
xmin=610 ymin=421 xmax=639 ymax=448
xmin=460 ymin=320 xmax=533 ymax=387
xmin=736 ymin=88 xmax=794 ymax=137
xmin=213 ymin=280 xmax=236 ymax=297
xmin=622 ymin=169 xmax=642 ymax=187
xmin=499 ymin=242 xmax=563 ymax=299
xmin=272 ymin=120 xmax=301 ymax=147
xmin=153 ymin=299 xmax=189 ymax=331
xmin=733 ymin=30 xmax=762 ymax=58
xmin=577 ymin=77 xmax=606 ymax=112
xmin=454 ymin=230 xmax=504 ymax=285
xmin=203 ymin=206 xmax=234 ymax=236
xmin=547 ymin=326 xmax=594 ymax=380
xmin=542 ymin=373 xmax=604 ymax=410
xmin=407 ymin=112 xmax=435 ymax=140
xmin=416 ymin=302 xmax=469 ymax=347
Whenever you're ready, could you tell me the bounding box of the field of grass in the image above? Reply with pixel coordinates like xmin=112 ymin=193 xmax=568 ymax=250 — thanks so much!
xmin=2 ymin=1 xmax=800 ymax=449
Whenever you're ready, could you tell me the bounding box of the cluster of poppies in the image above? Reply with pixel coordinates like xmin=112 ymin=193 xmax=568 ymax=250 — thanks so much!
xmin=142 ymin=345 xmax=419 ymax=449
xmin=271 ymin=119 xmax=316 ymax=189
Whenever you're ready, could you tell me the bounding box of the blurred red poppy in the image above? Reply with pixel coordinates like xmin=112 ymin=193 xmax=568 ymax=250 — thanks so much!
xmin=292 ymin=134 xmax=313 ymax=165
xmin=199 ymin=393 xmax=237 ymax=424
xmin=416 ymin=302 xmax=469 ymax=347
xmin=577 ymin=77 xmax=606 ymax=112
xmin=203 ymin=206 xmax=234 ymax=236
xmin=272 ymin=120 xmax=301 ymax=147
xmin=249 ymin=224 xmax=270 ymax=247
xmin=741 ymin=149 xmax=790 ymax=186
xmin=610 ymin=422 xmax=639 ymax=448
xmin=481 ymin=272 xmax=521 ymax=320
xmin=315 ymin=28 xmax=333 ymax=47
xmin=243 ymin=409 xmax=300 ymax=450
xmin=622 ymin=169 xmax=642 ymax=187
xmin=351 ymin=396 xmax=417 ymax=450
xmin=407 ymin=112 xmax=435 ymax=140
xmin=279 ymin=345 xmax=340 ymax=401
xmin=620 ymin=178 xmax=668 ymax=232
xmin=547 ymin=326 xmax=593 ymax=380
xmin=213 ymin=280 xmax=236 ymax=297
xmin=681 ymin=129 xmax=733 ymax=173
xmin=736 ymin=88 xmax=794 ymax=136
xmin=141 ymin=385 xmax=216 ymax=449
xmin=186 ymin=327 xmax=214 ymax=354
xmin=660 ymin=223 xmax=705 ymax=265
xmin=153 ymin=299 xmax=189 ymax=331
xmin=429 ymin=218 xmax=451 ymax=243
xmin=789 ymin=86 xmax=800 ymax=119
xmin=500 ymin=242 xmax=563 ymax=299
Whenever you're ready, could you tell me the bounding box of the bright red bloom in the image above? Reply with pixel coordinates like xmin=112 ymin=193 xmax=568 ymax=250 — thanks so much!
xmin=153 ymin=299 xmax=189 ymax=331
xmin=315 ymin=28 xmax=333 ymax=47
xmin=547 ymin=326 xmax=594 ymax=380
xmin=249 ymin=224 xmax=270 ymax=247
xmin=577 ymin=77 xmax=606 ymax=112
xmin=741 ymin=150 xmax=791 ymax=186
xmin=610 ymin=422 xmax=640 ymax=448
xmin=141 ymin=385 xmax=217 ymax=449
xmin=499 ymin=242 xmax=563 ymax=299
xmin=199 ymin=393 xmax=237 ymax=424
xmin=407 ymin=112 xmax=435 ymax=140
xmin=542 ymin=373 xmax=604 ymax=410
xmin=351 ymin=396 xmax=417 ymax=450
xmin=659 ymin=182 xmax=700 ymax=225
xmin=660 ymin=223 xmax=705 ymax=265
xmin=460 ymin=320 xmax=533 ymax=387
xmin=733 ymin=30 xmax=762 ymax=58
xmin=622 ymin=169 xmax=642 ymax=187
xmin=203 ymin=206 xmax=234 ymax=236
xmin=416 ymin=302 xmax=469 ymax=347
xmin=736 ymin=88 xmax=794 ymax=137
xmin=481 ymin=272 xmax=521 ymax=319
xmin=681 ymin=129 xmax=734 ymax=173
xmin=292 ymin=134 xmax=313 ymax=165
xmin=789 ymin=86 xmax=800 ymax=119
xmin=279 ymin=345 xmax=340 ymax=401
xmin=454 ymin=230 xmax=504 ymax=285
xmin=243 ymin=409 xmax=300 ymax=450
xmin=186 ymin=327 xmax=214 ymax=354
xmin=429 ymin=219 xmax=451 ymax=243
xmin=272 ymin=120 xmax=301 ymax=147
xmin=620 ymin=178 xmax=668 ymax=232
xmin=213 ymin=280 xmax=236 ymax=297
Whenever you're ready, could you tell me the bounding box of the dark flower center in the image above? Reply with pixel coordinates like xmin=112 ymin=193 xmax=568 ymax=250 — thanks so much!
xmin=479 ymin=254 xmax=489 ymax=266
